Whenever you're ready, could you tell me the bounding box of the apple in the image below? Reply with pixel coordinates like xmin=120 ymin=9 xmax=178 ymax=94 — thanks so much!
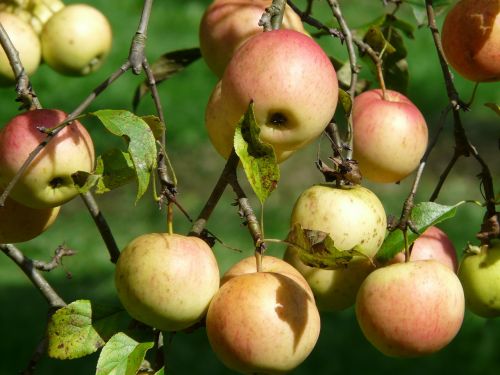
xmin=0 ymin=193 xmax=60 ymax=244
xmin=40 ymin=4 xmax=112 ymax=76
xmin=205 ymin=29 xmax=338 ymax=162
xmin=0 ymin=11 xmax=41 ymax=84
xmin=28 ymin=0 xmax=66 ymax=35
xmin=115 ymin=233 xmax=220 ymax=332
xmin=355 ymin=260 xmax=465 ymax=357
xmin=0 ymin=109 xmax=95 ymax=209
xmin=441 ymin=0 xmax=500 ymax=82
xmin=199 ymin=0 xmax=307 ymax=77
xmin=283 ymin=184 xmax=386 ymax=312
xmin=352 ymin=89 xmax=428 ymax=183
xmin=221 ymin=254 xmax=314 ymax=298
xmin=390 ymin=226 xmax=458 ymax=272
xmin=458 ymin=242 xmax=500 ymax=318
xmin=206 ymin=271 xmax=320 ymax=374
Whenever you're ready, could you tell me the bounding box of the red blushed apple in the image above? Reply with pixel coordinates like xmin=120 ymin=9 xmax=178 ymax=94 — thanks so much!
xmin=390 ymin=226 xmax=458 ymax=272
xmin=356 ymin=260 xmax=465 ymax=357
xmin=0 ymin=109 xmax=95 ymax=209
xmin=199 ymin=0 xmax=307 ymax=77
xmin=206 ymin=29 xmax=338 ymax=163
xmin=206 ymin=271 xmax=320 ymax=374
xmin=0 ymin=193 xmax=60 ymax=244
xmin=441 ymin=0 xmax=500 ymax=82
xmin=352 ymin=89 xmax=428 ymax=183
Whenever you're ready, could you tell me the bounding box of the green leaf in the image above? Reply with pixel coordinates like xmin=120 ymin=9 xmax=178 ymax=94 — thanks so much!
xmin=133 ymin=47 xmax=201 ymax=110
xmin=154 ymin=368 xmax=165 ymax=375
xmin=95 ymin=149 xmax=136 ymax=194
xmin=286 ymin=223 xmax=370 ymax=270
xmin=485 ymin=103 xmax=500 ymax=116
xmin=376 ymin=201 xmax=465 ymax=262
xmin=96 ymin=332 xmax=154 ymax=375
xmin=141 ymin=115 xmax=166 ymax=141
xmin=406 ymin=0 xmax=452 ymax=26
xmin=363 ymin=26 xmax=396 ymax=55
xmin=92 ymin=110 xmax=157 ymax=202
xmin=47 ymin=300 xmax=129 ymax=359
xmin=338 ymin=88 xmax=353 ymax=114
xmin=234 ymin=102 xmax=280 ymax=204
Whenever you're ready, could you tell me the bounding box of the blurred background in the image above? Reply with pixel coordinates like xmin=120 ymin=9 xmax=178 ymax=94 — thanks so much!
xmin=0 ymin=0 xmax=499 ymax=374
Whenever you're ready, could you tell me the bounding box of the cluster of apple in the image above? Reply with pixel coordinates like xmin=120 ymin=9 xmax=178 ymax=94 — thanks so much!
xmin=0 ymin=0 xmax=112 ymax=84
xmin=0 ymin=109 xmax=95 ymax=244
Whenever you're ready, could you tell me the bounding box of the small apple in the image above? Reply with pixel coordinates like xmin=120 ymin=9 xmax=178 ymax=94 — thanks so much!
xmin=283 ymin=184 xmax=386 ymax=312
xmin=390 ymin=226 xmax=458 ymax=272
xmin=28 ymin=0 xmax=66 ymax=35
xmin=0 ymin=11 xmax=41 ymax=84
xmin=206 ymin=271 xmax=320 ymax=374
xmin=458 ymin=242 xmax=500 ymax=318
xmin=199 ymin=0 xmax=307 ymax=77
xmin=356 ymin=260 xmax=465 ymax=357
xmin=0 ymin=109 xmax=95 ymax=209
xmin=352 ymin=89 xmax=428 ymax=183
xmin=441 ymin=0 xmax=500 ymax=82
xmin=40 ymin=4 xmax=112 ymax=76
xmin=115 ymin=233 xmax=220 ymax=332
xmin=0 ymin=193 xmax=60 ymax=244
xmin=206 ymin=29 xmax=338 ymax=162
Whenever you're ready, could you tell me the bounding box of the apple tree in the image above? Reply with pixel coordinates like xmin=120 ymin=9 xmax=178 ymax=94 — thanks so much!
xmin=0 ymin=0 xmax=499 ymax=374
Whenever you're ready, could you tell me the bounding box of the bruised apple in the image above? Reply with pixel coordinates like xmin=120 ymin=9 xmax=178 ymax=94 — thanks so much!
xmin=356 ymin=260 xmax=465 ymax=357
xmin=115 ymin=233 xmax=220 ymax=331
xmin=352 ymin=89 xmax=428 ymax=183
xmin=206 ymin=29 xmax=338 ymax=163
xmin=199 ymin=0 xmax=307 ymax=77
xmin=206 ymin=271 xmax=320 ymax=374
xmin=441 ymin=0 xmax=500 ymax=82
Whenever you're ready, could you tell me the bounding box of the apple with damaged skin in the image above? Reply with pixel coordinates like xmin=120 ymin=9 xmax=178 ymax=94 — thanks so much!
xmin=40 ymin=4 xmax=112 ymax=76
xmin=199 ymin=0 xmax=307 ymax=77
xmin=0 ymin=109 xmax=95 ymax=209
xmin=441 ymin=0 xmax=500 ymax=82
xmin=283 ymin=184 xmax=386 ymax=311
xmin=352 ymin=89 xmax=428 ymax=183
xmin=206 ymin=271 xmax=320 ymax=374
xmin=0 ymin=12 xmax=41 ymax=84
xmin=115 ymin=233 xmax=220 ymax=332
xmin=0 ymin=193 xmax=60 ymax=244
xmin=390 ymin=226 xmax=458 ymax=272
xmin=458 ymin=242 xmax=500 ymax=318
xmin=206 ymin=29 xmax=338 ymax=163
xmin=356 ymin=260 xmax=465 ymax=357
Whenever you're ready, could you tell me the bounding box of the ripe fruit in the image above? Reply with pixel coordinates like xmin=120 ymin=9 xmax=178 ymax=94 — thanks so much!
xmin=0 ymin=12 xmax=41 ymax=84
xmin=458 ymin=242 xmax=500 ymax=318
xmin=205 ymin=29 xmax=338 ymax=162
xmin=40 ymin=4 xmax=112 ymax=76
xmin=0 ymin=0 xmax=65 ymax=35
xmin=115 ymin=233 xmax=220 ymax=332
xmin=352 ymin=89 xmax=428 ymax=183
xmin=0 ymin=109 xmax=95 ymax=209
xmin=199 ymin=0 xmax=307 ymax=77
xmin=0 ymin=193 xmax=60 ymax=244
xmin=206 ymin=271 xmax=320 ymax=374
xmin=441 ymin=0 xmax=500 ymax=82
xmin=284 ymin=184 xmax=386 ymax=311
xmin=391 ymin=226 xmax=458 ymax=272
xmin=356 ymin=260 xmax=465 ymax=357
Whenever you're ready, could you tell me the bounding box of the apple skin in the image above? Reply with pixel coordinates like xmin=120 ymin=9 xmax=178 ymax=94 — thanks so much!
xmin=206 ymin=271 xmax=320 ymax=374
xmin=0 ymin=193 xmax=60 ymax=244
xmin=206 ymin=29 xmax=338 ymax=163
xmin=390 ymin=226 xmax=458 ymax=272
xmin=0 ymin=12 xmax=41 ymax=84
xmin=40 ymin=4 xmax=112 ymax=76
xmin=441 ymin=0 xmax=500 ymax=82
xmin=283 ymin=184 xmax=386 ymax=312
xmin=115 ymin=233 xmax=220 ymax=332
xmin=356 ymin=260 xmax=465 ymax=357
xmin=458 ymin=242 xmax=500 ymax=318
xmin=199 ymin=0 xmax=307 ymax=77
xmin=352 ymin=89 xmax=428 ymax=183
xmin=0 ymin=109 xmax=95 ymax=209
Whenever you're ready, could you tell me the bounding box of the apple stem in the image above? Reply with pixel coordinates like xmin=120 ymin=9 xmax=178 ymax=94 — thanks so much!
xmin=259 ymin=0 xmax=287 ymax=31
xmin=167 ymin=201 xmax=174 ymax=235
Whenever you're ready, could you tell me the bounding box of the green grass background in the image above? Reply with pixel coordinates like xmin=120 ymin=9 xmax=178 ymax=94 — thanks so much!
xmin=0 ymin=0 xmax=499 ymax=374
